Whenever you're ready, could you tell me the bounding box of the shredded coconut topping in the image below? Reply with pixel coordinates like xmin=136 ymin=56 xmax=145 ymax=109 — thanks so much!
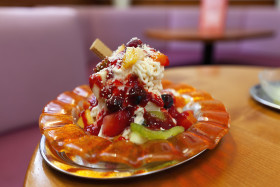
xmin=131 ymin=57 xmax=164 ymax=96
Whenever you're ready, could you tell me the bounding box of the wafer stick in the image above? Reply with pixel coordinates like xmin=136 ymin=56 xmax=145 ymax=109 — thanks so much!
xmin=90 ymin=39 xmax=113 ymax=59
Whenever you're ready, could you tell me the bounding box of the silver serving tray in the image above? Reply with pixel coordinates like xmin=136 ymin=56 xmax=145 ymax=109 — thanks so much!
xmin=250 ymin=84 xmax=280 ymax=110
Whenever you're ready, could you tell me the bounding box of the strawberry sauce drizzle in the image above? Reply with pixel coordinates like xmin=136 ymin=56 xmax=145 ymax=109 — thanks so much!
xmin=88 ymin=71 xmax=166 ymax=136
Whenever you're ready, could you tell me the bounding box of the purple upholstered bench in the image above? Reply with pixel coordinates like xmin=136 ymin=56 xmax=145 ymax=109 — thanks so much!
xmin=216 ymin=7 xmax=280 ymax=67
xmin=0 ymin=7 xmax=88 ymax=186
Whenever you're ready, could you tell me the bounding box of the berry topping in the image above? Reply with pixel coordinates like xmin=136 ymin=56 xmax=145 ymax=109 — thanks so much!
xmin=106 ymin=95 xmax=124 ymax=113
xmin=161 ymin=94 xmax=174 ymax=109
xmin=126 ymin=38 xmax=143 ymax=48
xmin=126 ymin=84 xmax=146 ymax=106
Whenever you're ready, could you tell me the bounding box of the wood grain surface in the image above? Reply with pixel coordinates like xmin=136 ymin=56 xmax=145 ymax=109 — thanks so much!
xmin=24 ymin=66 xmax=280 ymax=187
xmin=145 ymin=29 xmax=274 ymax=42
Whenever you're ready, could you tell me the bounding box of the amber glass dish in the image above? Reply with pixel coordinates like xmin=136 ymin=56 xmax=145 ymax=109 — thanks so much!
xmin=39 ymin=81 xmax=230 ymax=176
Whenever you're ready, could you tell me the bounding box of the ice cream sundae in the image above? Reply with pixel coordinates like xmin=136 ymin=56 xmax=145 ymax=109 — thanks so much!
xmin=77 ymin=38 xmax=196 ymax=144
xmin=39 ymin=37 xmax=230 ymax=169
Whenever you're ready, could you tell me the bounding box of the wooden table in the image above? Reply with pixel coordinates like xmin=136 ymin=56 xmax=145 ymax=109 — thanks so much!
xmin=145 ymin=29 xmax=274 ymax=65
xmin=25 ymin=66 xmax=280 ymax=187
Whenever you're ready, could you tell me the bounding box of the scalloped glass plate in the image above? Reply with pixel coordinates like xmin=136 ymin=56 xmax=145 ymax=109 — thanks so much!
xmin=40 ymin=135 xmax=205 ymax=179
xmin=39 ymin=82 xmax=230 ymax=179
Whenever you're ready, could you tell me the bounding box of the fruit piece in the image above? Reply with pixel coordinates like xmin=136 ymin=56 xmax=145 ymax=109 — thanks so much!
xmin=129 ymin=131 xmax=147 ymax=144
xmin=77 ymin=117 xmax=84 ymax=128
xmin=115 ymin=44 xmax=125 ymax=54
xmin=149 ymin=93 xmax=164 ymax=107
xmin=145 ymin=102 xmax=160 ymax=111
xmin=85 ymin=109 xmax=94 ymax=125
xmin=151 ymin=52 xmax=169 ymax=66
xmin=148 ymin=111 xmax=166 ymax=121
xmin=168 ymin=106 xmax=196 ymax=130
xmin=144 ymin=110 xmax=175 ymax=130
xmin=122 ymin=47 xmax=144 ymax=69
xmin=182 ymin=110 xmax=197 ymax=127
xmin=174 ymin=96 xmax=187 ymax=108
xmin=126 ymin=38 xmax=143 ymax=48
xmin=126 ymin=83 xmax=146 ymax=106
xmin=130 ymin=123 xmax=184 ymax=140
xmin=161 ymin=94 xmax=174 ymax=109
xmin=89 ymin=74 xmax=103 ymax=90
xmin=106 ymin=95 xmax=124 ymax=113
xmin=176 ymin=111 xmax=196 ymax=130
xmin=78 ymin=109 xmax=94 ymax=129
xmin=102 ymin=110 xmax=131 ymax=137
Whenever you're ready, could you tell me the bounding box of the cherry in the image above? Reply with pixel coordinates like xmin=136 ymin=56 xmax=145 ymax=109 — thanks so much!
xmin=125 ymin=74 xmax=147 ymax=106
xmin=126 ymin=38 xmax=143 ymax=48
xmin=126 ymin=84 xmax=146 ymax=106
xmin=161 ymin=94 xmax=173 ymax=109
xmin=106 ymin=95 xmax=124 ymax=113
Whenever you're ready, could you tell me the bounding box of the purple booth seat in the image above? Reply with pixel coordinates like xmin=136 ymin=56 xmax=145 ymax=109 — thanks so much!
xmin=216 ymin=7 xmax=280 ymax=67
xmin=241 ymin=7 xmax=280 ymax=58
xmin=0 ymin=125 xmax=41 ymax=187
xmin=164 ymin=7 xmax=202 ymax=66
xmin=0 ymin=7 xmax=88 ymax=186
xmin=0 ymin=7 xmax=88 ymax=133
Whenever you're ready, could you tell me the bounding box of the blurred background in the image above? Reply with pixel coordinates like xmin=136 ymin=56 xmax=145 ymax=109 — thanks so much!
xmin=0 ymin=0 xmax=279 ymax=186
xmin=0 ymin=0 xmax=277 ymax=6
